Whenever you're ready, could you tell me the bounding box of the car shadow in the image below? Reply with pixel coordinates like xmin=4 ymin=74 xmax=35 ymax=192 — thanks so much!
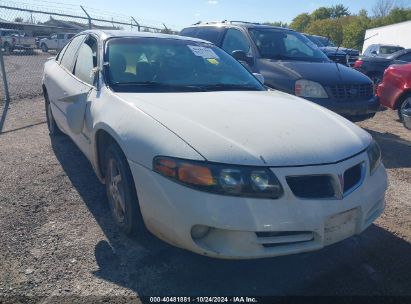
xmin=364 ymin=128 xmax=411 ymax=169
xmin=50 ymin=135 xmax=411 ymax=298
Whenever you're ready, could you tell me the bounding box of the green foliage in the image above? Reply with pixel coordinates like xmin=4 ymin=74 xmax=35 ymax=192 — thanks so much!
xmin=263 ymin=21 xmax=289 ymax=28
xmin=267 ymin=2 xmax=411 ymax=51
xmin=312 ymin=7 xmax=333 ymax=20
xmin=330 ymin=4 xmax=350 ymax=18
xmin=289 ymin=13 xmax=312 ymax=31
xmin=306 ymin=19 xmax=343 ymax=45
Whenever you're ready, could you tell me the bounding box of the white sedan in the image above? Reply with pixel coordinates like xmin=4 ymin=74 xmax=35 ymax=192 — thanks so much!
xmin=42 ymin=30 xmax=388 ymax=259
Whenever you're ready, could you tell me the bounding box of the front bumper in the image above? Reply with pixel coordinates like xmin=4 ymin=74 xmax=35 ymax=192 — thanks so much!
xmin=307 ymin=95 xmax=380 ymax=117
xmin=129 ymin=152 xmax=387 ymax=259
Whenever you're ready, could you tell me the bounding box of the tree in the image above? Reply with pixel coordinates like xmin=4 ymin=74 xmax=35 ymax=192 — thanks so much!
xmin=289 ymin=13 xmax=311 ymax=32
xmin=331 ymin=4 xmax=350 ymax=18
xmin=306 ymin=18 xmax=343 ymax=45
xmin=342 ymin=15 xmax=370 ymax=50
xmin=14 ymin=17 xmax=23 ymax=22
xmin=311 ymin=7 xmax=332 ymax=20
xmin=263 ymin=21 xmax=288 ymax=28
xmin=372 ymin=0 xmax=396 ymax=17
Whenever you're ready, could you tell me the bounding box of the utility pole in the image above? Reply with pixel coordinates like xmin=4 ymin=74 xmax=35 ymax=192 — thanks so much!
xmin=80 ymin=6 xmax=92 ymax=29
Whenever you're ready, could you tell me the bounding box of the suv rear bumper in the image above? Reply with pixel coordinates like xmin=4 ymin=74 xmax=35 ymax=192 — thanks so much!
xmin=307 ymin=95 xmax=380 ymax=117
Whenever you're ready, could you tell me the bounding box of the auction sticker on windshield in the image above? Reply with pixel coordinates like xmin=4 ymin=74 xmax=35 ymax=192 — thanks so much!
xmin=188 ymin=45 xmax=219 ymax=59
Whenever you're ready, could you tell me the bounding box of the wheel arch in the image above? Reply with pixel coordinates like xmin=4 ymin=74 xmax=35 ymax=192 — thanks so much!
xmin=93 ymin=124 xmax=129 ymax=182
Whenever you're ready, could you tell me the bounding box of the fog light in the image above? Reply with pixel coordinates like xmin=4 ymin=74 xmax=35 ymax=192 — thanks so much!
xmin=191 ymin=225 xmax=210 ymax=240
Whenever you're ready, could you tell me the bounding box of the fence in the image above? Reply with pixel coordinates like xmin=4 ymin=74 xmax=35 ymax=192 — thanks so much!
xmin=0 ymin=3 xmax=176 ymax=104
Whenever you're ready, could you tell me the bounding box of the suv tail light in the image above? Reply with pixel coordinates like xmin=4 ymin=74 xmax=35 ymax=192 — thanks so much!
xmin=354 ymin=60 xmax=363 ymax=68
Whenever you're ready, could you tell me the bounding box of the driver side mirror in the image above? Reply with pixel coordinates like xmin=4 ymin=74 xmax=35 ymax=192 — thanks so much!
xmin=232 ymin=50 xmax=253 ymax=65
xmin=371 ymin=50 xmax=377 ymax=56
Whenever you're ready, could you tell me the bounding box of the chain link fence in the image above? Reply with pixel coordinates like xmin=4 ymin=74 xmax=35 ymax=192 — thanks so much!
xmin=0 ymin=2 xmax=176 ymax=104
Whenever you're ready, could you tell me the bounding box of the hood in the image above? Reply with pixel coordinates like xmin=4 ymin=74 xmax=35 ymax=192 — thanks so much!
xmin=260 ymin=60 xmax=372 ymax=85
xmin=116 ymin=90 xmax=371 ymax=167
xmin=319 ymin=47 xmax=347 ymax=56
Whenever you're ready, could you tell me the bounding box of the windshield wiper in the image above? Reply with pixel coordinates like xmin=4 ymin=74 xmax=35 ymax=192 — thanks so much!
xmin=202 ymin=84 xmax=260 ymax=91
xmin=112 ymin=81 xmax=209 ymax=92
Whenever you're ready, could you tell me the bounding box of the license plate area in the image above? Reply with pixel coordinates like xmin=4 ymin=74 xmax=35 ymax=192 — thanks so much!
xmin=324 ymin=208 xmax=358 ymax=246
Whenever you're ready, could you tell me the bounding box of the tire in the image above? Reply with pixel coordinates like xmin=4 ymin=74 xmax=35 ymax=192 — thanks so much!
xmin=44 ymin=90 xmax=63 ymax=136
xmin=397 ymin=95 xmax=411 ymax=122
xmin=3 ymin=43 xmax=12 ymax=55
xmin=104 ymin=142 xmax=145 ymax=236
xmin=41 ymin=43 xmax=48 ymax=53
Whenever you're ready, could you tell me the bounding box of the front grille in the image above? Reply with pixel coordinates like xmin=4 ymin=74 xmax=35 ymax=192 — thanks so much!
xmin=327 ymin=84 xmax=374 ymax=101
xmin=343 ymin=162 xmax=364 ymax=193
xmin=286 ymin=175 xmax=335 ymax=199
xmin=255 ymin=231 xmax=315 ymax=248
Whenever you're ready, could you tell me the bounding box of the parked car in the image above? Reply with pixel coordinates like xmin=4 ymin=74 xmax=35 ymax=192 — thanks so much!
xmin=363 ymin=44 xmax=404 ymax=57
xmin=377 ymin=63 xmax=411 ymax=122
xmin=304 ymin=33 xmax=360 ymax=66
xmin=40 ymin=33 xmax=75 ymax=52
xmin=42 ymin=30 xmax=388 ymax=259
xmin=304 ymin=33 xmax=349 ymax=66
xmin=181 ymin=22 xmax=379 ymax=121
xmin=354 ymin=49 xmax=411 ymax=84
xmin=0 ymin=28 xmax=35 ymax=54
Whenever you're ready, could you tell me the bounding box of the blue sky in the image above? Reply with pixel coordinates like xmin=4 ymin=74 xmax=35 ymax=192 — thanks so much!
xmin=12 ymin=0 xmax=385 ymax=29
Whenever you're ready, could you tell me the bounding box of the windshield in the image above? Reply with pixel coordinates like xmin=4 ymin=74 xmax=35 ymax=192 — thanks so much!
xmin=249 ymin=29 xmax=329 ymax=62
xmin=380 ymin=46 xmax=404 ymax=55
xmin=315 ymin=36 xmax=336 ymax=47
xmin=305 ymin=35 xmax=324 ymax=47
xmin=105 ymin=37 xmax=265 ymax=93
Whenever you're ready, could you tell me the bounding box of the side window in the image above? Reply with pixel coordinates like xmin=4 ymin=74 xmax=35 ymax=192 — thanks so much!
xmin=57 ymin=34 xmax=64 ymax=39
xmin=195 ymin=27 xmax=223 ymax=44
xmin=74 ymin=36 xmax=98 ymax=85
xmin=397 ymin=52 xmax=411 ymax=62
xmin=67 ymin=34 xmax=75 ymax=39
xmin=56 ymin=40 xmax=71 ymax=63
xmin=60 ymin=35 xmax=85 ymax=72
xmin=222 ymin=29 xmax=250 ymax=55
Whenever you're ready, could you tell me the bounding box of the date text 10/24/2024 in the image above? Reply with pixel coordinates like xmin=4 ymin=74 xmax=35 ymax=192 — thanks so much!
xmin=149 ymin=297 xmax=258 ymax=303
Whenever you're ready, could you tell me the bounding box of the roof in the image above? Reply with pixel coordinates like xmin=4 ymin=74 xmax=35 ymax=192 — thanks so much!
xmin=82 ymin=29 xmax=209 ymax=43
xmin=185 ymin=21 xmax=292 ymax=31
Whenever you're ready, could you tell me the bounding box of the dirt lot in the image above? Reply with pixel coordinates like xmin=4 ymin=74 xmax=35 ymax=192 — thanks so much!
xmin=0 ymin=97 xmax=410 ymax=302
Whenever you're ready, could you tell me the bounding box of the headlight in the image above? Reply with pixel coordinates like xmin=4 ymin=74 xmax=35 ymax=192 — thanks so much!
xmin=295 ymin=79 xmax=328 ymax=98
xmin=367 ymin=140 xmax=382 ymax=175
xmin=153 ymin=156 xmax=283 ymax=199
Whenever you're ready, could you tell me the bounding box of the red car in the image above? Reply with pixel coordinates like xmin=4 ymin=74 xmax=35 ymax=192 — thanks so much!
xmin=377 ymin=63 xmax=411 ymax=121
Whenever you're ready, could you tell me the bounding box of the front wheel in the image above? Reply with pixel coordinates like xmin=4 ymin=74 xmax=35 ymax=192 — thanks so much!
xmin=41 ymin=43 xmax=48 ymax=53
xmin=398 ymin=95 xmax=411 ymax=122
xmin=104 ymin=143 xmax=145 ymax=236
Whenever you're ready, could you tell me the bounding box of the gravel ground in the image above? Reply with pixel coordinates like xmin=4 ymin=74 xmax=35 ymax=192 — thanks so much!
xmin=0 ymin=97 xmax=410 ymax=303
